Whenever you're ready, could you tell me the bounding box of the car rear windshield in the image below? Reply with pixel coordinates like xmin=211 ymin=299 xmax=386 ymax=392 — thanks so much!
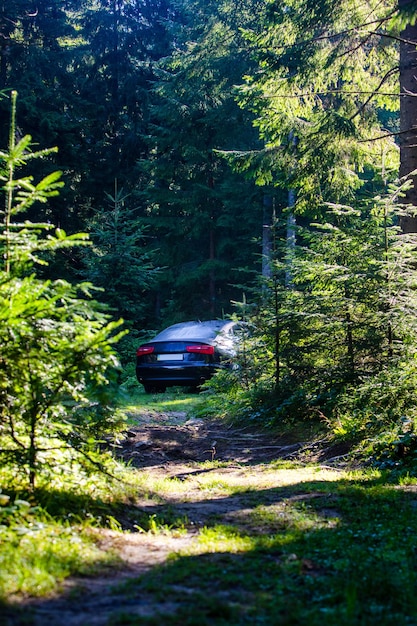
xmin=154 ymin=321 xmax=231 ymax=341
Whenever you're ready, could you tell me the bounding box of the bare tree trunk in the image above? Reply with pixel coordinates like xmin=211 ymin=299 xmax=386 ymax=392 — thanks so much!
xmin=399 ymin=0 xmax=417 ymax=231
xmin=262 ymin=194 xmax=273 ymax=279
xmin=29 ymin=410 xmax=37 ymax=490
xmin=273 ymin=271 xmax=281 ymax=389
xmin=285 ymin=189 xmax=296 ymax=286
xmin=286 ymin=131 xmax=297 ymax=283
xmin=209 ymin=225 xmax=216 ymax=315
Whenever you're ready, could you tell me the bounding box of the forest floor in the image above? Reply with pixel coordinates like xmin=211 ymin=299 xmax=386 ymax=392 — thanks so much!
xmin=4 ymin=410 xmax=361 ymax=626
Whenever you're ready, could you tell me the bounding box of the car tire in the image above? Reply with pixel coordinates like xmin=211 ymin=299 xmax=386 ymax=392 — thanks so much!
xmin=187 ymin=385 xmax=202 ymax=394
xmin=143 ymin=384 xmax=166 ymax=394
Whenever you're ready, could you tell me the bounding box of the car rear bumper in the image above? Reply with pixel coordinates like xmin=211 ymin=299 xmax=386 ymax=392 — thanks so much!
xmin=136 ymin=363 xmax=218 ymax=387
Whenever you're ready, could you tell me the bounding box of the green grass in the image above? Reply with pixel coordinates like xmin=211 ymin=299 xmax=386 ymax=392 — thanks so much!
xmin=3 ymin=463 xmax=417 ymax=624
xmin=121 ymin=386 xmax=208 ymax=425
xmin=0 ymin=497 xmax=120 ymax=599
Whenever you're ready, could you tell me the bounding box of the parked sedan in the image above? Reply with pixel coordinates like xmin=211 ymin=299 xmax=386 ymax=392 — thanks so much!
xmin=136 ymin=319 xmax=239 ymax=393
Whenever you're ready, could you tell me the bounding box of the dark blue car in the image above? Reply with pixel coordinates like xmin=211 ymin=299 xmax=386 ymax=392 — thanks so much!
xmin=136 ymin=319 xmax=239 ymax=393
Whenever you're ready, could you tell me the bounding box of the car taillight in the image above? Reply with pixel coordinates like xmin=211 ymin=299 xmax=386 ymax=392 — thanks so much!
xmin=136 ymin=346 xmax=155 ymax=356
xmin=186 ymin=345 xmax=214 ymax=355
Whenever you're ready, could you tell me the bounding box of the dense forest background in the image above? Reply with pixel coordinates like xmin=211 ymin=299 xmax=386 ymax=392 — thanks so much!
xmin=0 ymin=0 xmax=268 ymax=334
xmin=3 ymin=0 xmax=417 ymax=462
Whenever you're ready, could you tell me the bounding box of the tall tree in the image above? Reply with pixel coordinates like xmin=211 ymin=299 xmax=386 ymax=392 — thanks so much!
xmin=234 ymin=0 xmax=399 ymax=214
xmin=81 ymin=181 xmax=155 ymax=323
xmin=235 ymin=0 xmax=417 ymax=233
xmin=0 ymin=0 xmax=175 ymax=230
xmin=0 ymin=0 xmax=92 ymax=230
xmin=77 ymin=0 xmax=175 ymax=199
xmin=0 ymin=0 xmax=177 ymax=327
xmin=210 ymin=0 xmax=417 ymax=426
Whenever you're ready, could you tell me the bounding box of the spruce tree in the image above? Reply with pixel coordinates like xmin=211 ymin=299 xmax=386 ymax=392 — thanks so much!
xmin=0 ymin=92 xmax=125 ymax=489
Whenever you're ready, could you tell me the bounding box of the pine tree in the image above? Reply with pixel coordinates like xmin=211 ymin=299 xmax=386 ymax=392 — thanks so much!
xmin=0 ymin=92 xmax=125 ymax=489
xmin=81 ymin=180 xmax=156 ymax=324
xmin=214 ymin=0 xmax=417 ymax=426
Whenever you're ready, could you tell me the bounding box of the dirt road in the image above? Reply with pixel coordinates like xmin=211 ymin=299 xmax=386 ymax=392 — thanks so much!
xmin=9 ymin=412 xmax=349 ymax=626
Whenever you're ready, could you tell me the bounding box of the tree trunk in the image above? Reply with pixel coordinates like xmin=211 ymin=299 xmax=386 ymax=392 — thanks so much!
xmin=262 ymin=194 xmax=273 ymax=278
xmin=285 ymin=189 xmax=296 ymax=286
xmin=399 ymin=0 xmax=417 ymax=231
xmin=29 ymin=410 xmax=37 ymax=490
xmin=209 ymin=224 xmax=216 ymax=315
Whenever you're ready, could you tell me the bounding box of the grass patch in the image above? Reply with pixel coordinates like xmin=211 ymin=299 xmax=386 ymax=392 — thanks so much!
xmin=0 ymin=499 xmax=120 ymax=599
xmin=120 ymin=387 xmax=207 ymax=425
xmin=3 ymin=460 xmax=417 ymax=624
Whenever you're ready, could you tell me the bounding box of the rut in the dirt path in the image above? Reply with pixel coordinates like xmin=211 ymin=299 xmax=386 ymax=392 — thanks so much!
xmin=116 ymin=416 xmax=348 ymax=468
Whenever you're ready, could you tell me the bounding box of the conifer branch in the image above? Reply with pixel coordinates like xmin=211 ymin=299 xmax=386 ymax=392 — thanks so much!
xmin=350 ymin=67 xmax=398 ymax=121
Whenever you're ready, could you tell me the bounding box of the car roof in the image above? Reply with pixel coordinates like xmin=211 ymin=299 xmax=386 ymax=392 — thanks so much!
xmin=152 ymin=320 xmax=235 ymax=342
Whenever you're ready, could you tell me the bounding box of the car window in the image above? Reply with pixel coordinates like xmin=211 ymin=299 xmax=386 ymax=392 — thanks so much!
xmin=154 ymin=321 xmax=232 ymax=341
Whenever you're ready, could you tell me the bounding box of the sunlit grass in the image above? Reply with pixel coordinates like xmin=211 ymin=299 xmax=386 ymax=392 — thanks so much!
xmin=188 ymin=524 xmax=255 ymax=554
xmin=121 ymin=387 xmax=207 ymax=425
xmin=134 ymin=513 xmax=189 ymax=537
xmin=117 ymin=464 xmax=349 ymax=502
xmin=195 ymin=465 xmax=345 ymax=489
xmin=0 ymin=461 xmax=352 ymax=602
xmin=130 ymin=472 xmax=193 ymax=499
xmin=0 ymin=509 xmax=120 ymax=599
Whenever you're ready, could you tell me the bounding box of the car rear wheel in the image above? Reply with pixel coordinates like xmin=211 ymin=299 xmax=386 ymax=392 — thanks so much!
xmin=143 ymin=384 xmax=166 ymax=394
xmin=187 ymin=385 xmax=202 ymax=394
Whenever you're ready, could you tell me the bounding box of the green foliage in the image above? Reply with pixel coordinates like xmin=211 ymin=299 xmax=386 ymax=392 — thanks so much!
xmin=0 ymin=0 xmax=175 ymax=231
xmin=0 ymin=505 xmax=116 ymax=599
xmin=3 ymin=1 xmax=417 ymax=476
xmin=0 ymin=475 xmax=129 ymax=600
xmin=81 ymin=181 xmax=156 ymax=327
xmin=0 ymin=93 xmax=127 ymax=489
xmin=201 ymin=0 xmax=417 ymax=468
xmin=202 ymin=177 xmax=417 ymax=462
xmin=136 ymin=0 xmax=265 ymax=321
xmin=234 ymin=0 xmax=399 ymax=215
xmin=330 ymin=360 xmax=417 ymax=470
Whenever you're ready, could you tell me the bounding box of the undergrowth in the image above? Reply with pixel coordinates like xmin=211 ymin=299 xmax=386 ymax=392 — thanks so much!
xmin=199 ymin=365 xmax=417 ymax=476
xmin=0 ymin=493 xmax=120 ymax=599
xmin=0 ymin=457 xmax=194 ymax=600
